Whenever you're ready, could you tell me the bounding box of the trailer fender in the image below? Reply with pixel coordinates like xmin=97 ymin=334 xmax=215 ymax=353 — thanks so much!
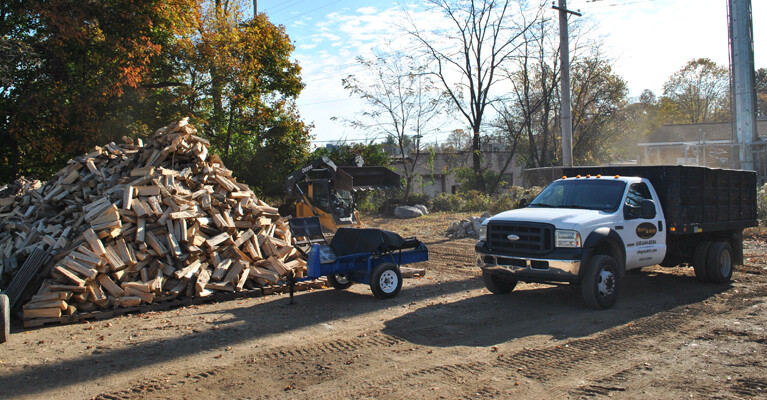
xmin=581 ymin=228 xmax=626 ymax=278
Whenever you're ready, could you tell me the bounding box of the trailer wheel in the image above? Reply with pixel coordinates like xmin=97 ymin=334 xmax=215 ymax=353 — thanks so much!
xmin=327 ymin=274 xmax=354 ymax=290
xmin=581 ymin=255 xmax=620 ymax=309
xmin=693 ymin=241 xmax=712 ymax=282
xmin=1 ymin=294 xmax=9 ymax=344
xmin=706 ymin=241 xmax=733 ymax=284
xmin=370 ymin=263 xmax=402 ymax=299
xmin=482 ymin=270 xmax=517 ymax=294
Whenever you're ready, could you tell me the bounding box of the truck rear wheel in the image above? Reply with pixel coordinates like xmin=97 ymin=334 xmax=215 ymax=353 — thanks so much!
xmin=693 ymin=241 xmax=711 ymax=282
xmin=1 ymin=294 xmax=9 ymax=344
xmin=482 ymin=270 xmax=518 ymax=294
xmin=370 ymin=263 xmax=402 ymax=299
xmin=706 ymin=241 xmax=733 ymax=284
xmin=581 ymin=255 xmax=620 ymax=309
xmin=327 ymin=274 xmax=354 ymax=290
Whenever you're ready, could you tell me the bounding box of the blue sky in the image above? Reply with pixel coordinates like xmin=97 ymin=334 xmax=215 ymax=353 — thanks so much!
xmin=254 ymin=0 xmax=765 ymax=147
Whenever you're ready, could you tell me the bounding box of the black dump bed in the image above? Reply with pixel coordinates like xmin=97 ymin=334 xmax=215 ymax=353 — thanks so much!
xmin=563 ymin=165 xmax=758 ymax=234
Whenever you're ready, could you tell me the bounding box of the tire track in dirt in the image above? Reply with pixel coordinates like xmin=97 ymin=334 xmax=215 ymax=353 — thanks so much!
xmin=92 ymin=269 xmax=767 ymax=400
xmin=91 ymin=332 xmax=405 ymax=400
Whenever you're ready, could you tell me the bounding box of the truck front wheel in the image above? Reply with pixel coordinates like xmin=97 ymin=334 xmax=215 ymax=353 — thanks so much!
xmin=706 ymin=241 xmax=733 ymax=284
xmin=482 ymin=270 xmax=517 ymax=294
xmin=581 ymin=255 xmax=620 ymax=309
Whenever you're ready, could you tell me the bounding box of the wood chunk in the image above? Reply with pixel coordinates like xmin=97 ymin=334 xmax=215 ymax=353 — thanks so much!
xmin=266 ymin=256 xmax=289 ymax=276
xmin=135 ymin=217 xmax=146 ymax=242
xmin=250 ymin=267 xmax=280 ymax=283
xmin=98 ymin=274 xmax=125 ymax=297
xmin=195 ymin=268 xmax=211 ymax=296
xmin=210 ymin=259 xmax=232 ymax=281
xmin=146 ymin=231 xmax=168 ymax=255
xmin=53 ymin=266 xmax=86 ymax=286
xmin=116 ymin=296 xmax=142 ymax=307
xmin=23 ymin=308 xmax=62 ymax=319
xmin=82 ymin=228 xmax=106 ymax=256
xmin=174 ymin=259 xmax=202 ymax=279
xmin=205 ymin=232 xmax=231 ymax=249
xmin=60 ymin=258 xmax=98 ymax=280
xmin=23 ymin=299 xmax=68 ymax=311
xmin=222 ymin=260 xmax=246 ymax=286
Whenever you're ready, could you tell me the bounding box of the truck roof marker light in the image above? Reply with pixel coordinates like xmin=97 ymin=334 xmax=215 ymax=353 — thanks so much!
xmin=562 ymin=176 xmax=567 ymax=179
xmin=576 ymin=175 xmax=581 ymax=178
xmin=670 ymin=227 xmax=676 ymax=232
xmin=614 ymin=175 xmax=620 ymax=179
xmin=596 ymin=174 xmax=602 ymax=178
xmin=586 ymin=174 xmax=591 ymax=178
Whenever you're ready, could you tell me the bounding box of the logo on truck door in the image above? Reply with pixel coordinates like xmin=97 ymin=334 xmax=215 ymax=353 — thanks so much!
xmin=636 ymin=223 xmax=657 ymax=239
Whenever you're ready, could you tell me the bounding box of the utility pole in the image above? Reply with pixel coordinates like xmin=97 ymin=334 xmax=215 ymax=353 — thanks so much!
xmin=552 ymin=0 xmax=581 ymax=168
xmin=253 ymin=0 xmax=257 ymax=15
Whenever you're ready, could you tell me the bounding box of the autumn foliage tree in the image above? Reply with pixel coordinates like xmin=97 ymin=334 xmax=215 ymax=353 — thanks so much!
xmin=0 ymin=0 xmax=311 ymax=196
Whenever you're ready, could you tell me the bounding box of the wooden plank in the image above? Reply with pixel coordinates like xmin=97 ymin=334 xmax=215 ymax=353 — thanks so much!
xmin=23 ymin=308 xmax=62 ymax=319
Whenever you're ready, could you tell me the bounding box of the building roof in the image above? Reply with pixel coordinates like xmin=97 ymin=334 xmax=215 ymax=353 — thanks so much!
xmin=641 ymin=117 xmax=767 ymax=145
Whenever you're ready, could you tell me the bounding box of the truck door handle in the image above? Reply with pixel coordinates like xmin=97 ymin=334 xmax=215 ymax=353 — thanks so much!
xmin=658 ymin=221 xmax=663 ymax=231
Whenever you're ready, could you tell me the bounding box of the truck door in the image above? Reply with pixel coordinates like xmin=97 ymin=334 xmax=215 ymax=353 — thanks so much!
xmin=620 ymin=181 xmax=667 ymax=269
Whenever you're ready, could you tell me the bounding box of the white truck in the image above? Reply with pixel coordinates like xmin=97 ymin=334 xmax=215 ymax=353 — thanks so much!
xmin=475 ymin=166 xmax=758 ymax=309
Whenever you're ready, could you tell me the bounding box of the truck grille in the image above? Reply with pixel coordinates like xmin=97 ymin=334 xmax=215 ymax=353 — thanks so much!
xmin=486 ymin=221 xmax=554 ymax=255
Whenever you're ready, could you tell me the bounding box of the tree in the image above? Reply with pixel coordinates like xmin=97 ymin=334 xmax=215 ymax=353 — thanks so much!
xmin=500 ymin=15 xmax=626 ymax=168
xmin=0 ymin=0 xmax=195 ymax=182
xmin=570 ymin=57 xmax=628 ymax=163
xmin=175 ymin=4 xmax=310 ymax=196
xmin=405 ymin=0 xmax=536 ymax=191
xmin=660 ymin=58 xmax=730 ymax=124
xmin=0 ymin=0 xmax=312 ymax=196
xmin=340 ymin=49 xmax=448 ymax=197
xmin=312 ymin=143 xmax=390 ymax=168
xmin=757 ymin=67 xmax=767 ymax=118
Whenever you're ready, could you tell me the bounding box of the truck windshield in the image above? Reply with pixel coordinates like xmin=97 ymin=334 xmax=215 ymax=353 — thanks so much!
xmin=529 ymin=179 xmax=626 ymax=212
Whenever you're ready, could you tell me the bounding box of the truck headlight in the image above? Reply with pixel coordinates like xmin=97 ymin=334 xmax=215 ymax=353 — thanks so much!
xmin=479 ymin=224 xmax=487 ymax=241
xmin=555 ymin=230 xmax=581 ymax=248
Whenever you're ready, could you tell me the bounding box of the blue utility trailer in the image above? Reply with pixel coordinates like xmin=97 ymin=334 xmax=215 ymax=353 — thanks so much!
xmin=289 ymin=217 xmax=428 ymax=299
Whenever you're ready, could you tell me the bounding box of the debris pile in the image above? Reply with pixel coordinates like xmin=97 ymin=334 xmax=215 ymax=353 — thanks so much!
xmin=0 ymin=119 xmax=305 ymax=326
xmin=446 ymin=213 xmax=492 ymax=239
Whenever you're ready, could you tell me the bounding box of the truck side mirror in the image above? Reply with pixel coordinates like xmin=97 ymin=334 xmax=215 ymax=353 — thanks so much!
xmin=641 ymin=199 xmax=656 ymax=219
xmin=519 ymin=198 xmax=528 ymax=207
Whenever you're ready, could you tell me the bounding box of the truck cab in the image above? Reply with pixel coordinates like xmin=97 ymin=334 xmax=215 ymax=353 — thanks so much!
xmin=476 ymin=172 xmax=717 ymax=309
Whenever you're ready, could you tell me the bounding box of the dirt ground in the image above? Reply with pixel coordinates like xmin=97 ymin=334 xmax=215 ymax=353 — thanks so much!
xmin=1 ymin=212 xmax=767 ymax=399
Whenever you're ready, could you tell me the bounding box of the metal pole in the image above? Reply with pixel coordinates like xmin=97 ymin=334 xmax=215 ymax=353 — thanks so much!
xmin=254 ymin=0 xmax=257 ymax=15
xmin=553 ymin=0 xmax=581 ymax=168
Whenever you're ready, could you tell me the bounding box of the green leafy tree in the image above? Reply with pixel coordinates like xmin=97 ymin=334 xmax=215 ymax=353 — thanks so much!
xmin=660 ymin=58 xmax=730 ymax=124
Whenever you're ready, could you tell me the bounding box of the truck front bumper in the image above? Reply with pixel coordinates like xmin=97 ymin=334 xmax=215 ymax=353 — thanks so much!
xmin=475 ymin=242 xmax=582 ymax=283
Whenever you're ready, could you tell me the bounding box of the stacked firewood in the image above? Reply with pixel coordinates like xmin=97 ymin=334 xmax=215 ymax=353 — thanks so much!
xmin=0 ymin=119 xmax=305 ymax=324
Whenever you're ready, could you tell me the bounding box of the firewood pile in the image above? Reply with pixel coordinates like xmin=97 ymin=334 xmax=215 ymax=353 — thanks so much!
xmin=0 ymin=119 xmax=306 ymax=326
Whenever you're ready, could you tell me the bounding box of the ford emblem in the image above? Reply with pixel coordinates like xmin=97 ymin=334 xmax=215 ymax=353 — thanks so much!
xmin=507 ymin=234 xmax=520 ymax=241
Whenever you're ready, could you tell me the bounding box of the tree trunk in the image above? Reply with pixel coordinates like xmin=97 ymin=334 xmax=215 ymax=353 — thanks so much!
xmin=472 ymin=129 xmax=486 ymax=192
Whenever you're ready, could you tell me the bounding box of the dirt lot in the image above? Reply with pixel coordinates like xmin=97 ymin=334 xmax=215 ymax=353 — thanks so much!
xmin=1 ymin=212 xmax=767 ymax=399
